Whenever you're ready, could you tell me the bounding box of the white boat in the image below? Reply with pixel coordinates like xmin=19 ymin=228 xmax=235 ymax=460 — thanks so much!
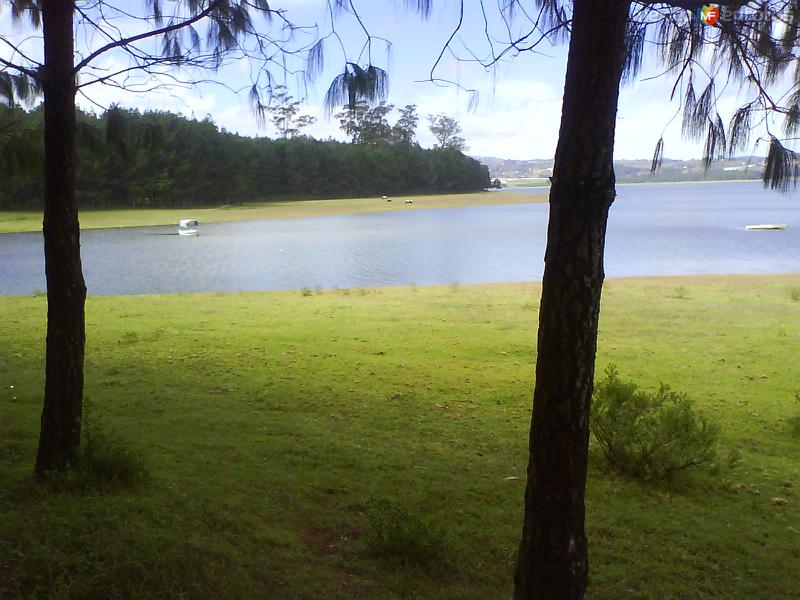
xmin=745 ymin=224 xmax=787 ymax=231
xmin=178 ymin=219 xmax=199 ymax=236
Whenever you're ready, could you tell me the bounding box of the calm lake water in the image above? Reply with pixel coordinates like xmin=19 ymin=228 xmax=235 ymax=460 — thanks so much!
xmin=1 ymin=181 xmax=799 ymax=296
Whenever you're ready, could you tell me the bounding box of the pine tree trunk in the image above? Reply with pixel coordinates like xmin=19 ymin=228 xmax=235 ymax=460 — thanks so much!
xmin=35 ymin=0 xmax=86 ymax=475
xmin=514 ymin=2 xmax=631 ymax=598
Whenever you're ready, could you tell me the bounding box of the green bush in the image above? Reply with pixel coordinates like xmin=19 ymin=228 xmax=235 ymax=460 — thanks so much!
xmin=364 ymin=497 xmax=449 ymax=568
xmin=590 ymin=365 xmax=720 ymax=480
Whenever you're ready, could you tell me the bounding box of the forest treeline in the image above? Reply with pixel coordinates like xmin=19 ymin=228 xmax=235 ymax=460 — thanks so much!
xmin=0 ymin=105 xmax=490 ymax=209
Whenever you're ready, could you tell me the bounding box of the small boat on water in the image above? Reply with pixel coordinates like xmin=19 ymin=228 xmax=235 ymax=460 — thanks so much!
xmin=178 ymin=219 xmax=199 ymax=236
xmin=745 ymin=224 xmax=787 ymax=231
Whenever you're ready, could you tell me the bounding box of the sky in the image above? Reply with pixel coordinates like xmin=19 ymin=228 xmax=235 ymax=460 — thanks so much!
xmin=0 ymin=1 xmax=780 ymax=160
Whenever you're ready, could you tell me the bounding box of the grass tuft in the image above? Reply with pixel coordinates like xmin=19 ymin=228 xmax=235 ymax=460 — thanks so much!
xmin=789 ymin=390 xmax=800 ymax=437
xmin=672 ymin=286 xmax=690 ymax=299
xmin=75 ymin=429 xmax=149 ymax=489
xmin=364 ymin=497 xmax=450 ymax=568
xmin=62 ymin=401 xmax=149 ymax=491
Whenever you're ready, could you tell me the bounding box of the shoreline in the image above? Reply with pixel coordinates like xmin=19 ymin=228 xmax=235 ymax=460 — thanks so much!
xmin=3 ymin=272 xmax=798 ymax=299
xmin=502 ymin=177 xmax=764 ymax=189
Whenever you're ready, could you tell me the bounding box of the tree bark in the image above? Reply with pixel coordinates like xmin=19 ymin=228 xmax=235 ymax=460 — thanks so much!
xmin=514 ymin=2 xmax=631 ymax=599
xmin=35 ymin=0 xmax=86 ymax=475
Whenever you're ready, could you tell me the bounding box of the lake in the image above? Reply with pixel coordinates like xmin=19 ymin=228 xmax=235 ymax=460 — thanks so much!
xmin=1 ymin=181 xmax=798 ymax=296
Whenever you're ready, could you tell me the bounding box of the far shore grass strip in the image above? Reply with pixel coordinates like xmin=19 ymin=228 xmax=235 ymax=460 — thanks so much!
xmin=0 ymin=191 xmax=548 ymax=234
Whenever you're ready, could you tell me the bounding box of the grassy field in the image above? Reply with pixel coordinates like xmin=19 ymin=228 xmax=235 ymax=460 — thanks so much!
xmin=1 ymin=275 xmax=799 ymax=599
xmin=501 ymin=178 xmax=550 ymax=188
xmin=0 ymin=191 xmax=546 ymax=234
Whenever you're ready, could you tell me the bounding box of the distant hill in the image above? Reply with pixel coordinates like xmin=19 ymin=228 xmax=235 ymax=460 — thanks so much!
xmin=474 ymin=156 xmax=766 ymax=186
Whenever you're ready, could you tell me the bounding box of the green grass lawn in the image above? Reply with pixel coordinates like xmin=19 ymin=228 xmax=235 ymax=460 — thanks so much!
xmin=0 ymin=191 xmax=546 ymax=234
xmin=1 ymin=276 xmax=799 ymax=599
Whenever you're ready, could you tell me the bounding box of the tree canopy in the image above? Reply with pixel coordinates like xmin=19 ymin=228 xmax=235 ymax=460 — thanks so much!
xmin=0 ymin=103 xmax=490 ymax=209
xmin=428 ymin=114 xmax=467 ymax=151
xmin=265 ymin=87 xmax=316 ymax=139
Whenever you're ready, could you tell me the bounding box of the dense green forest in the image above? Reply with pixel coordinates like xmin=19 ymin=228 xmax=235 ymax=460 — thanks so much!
xmin=0 ymin=105 xmax=490 ymax=209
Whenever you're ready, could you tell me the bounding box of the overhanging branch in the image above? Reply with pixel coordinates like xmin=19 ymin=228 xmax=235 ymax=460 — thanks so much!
xmin=72 ymin=1 xmax=220 ymax=74
xmin=0 ymin=55 xmax=40 ymax=80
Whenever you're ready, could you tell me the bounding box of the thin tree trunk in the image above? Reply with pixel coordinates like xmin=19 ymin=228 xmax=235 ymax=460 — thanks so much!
xmin=35 ymin=0 xmax=86 ymax=475
xmin=514 ymin=2 xmax=631 ymax=598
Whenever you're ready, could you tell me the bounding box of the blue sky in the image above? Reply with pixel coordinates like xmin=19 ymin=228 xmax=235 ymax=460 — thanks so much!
xmin=0 ymin=1 xmax=776 ymax=160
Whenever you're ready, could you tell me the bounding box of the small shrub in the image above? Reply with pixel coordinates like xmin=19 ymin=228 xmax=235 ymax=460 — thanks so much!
xmin=300 ymin=287 xmax=313 ymax=297
xmin=790 ymin=287 xmax=800 ymax=302
xmin=364 ymin=497 xmax=449 ymax=567
xmin=590 ymin=365 xmax=720 ymax=480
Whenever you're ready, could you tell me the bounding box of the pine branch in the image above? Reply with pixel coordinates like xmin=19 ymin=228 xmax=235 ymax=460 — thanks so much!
xmin=72 ymin=1 xmax=221 ymax=73
xmin=0 ymin=55 xmax=40 ymax=80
